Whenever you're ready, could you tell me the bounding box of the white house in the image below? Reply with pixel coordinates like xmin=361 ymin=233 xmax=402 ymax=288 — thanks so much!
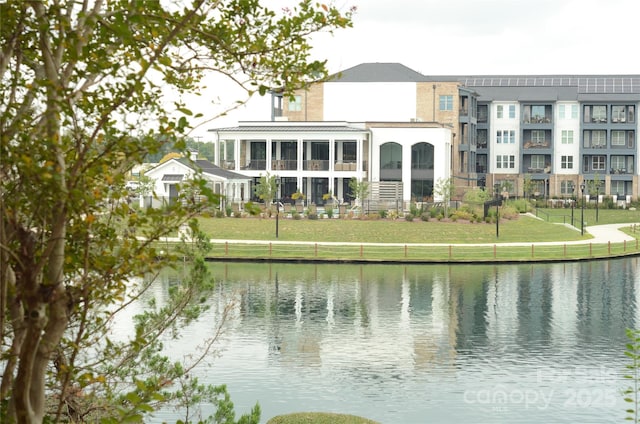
xmin=144 ymin=152 xmax=251 ymax=210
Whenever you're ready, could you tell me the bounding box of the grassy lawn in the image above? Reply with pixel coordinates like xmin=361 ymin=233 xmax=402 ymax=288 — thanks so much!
xmin=172 ymin=208 xmax=640 ymax=262
xmin=198 ymin=213 xmax=589 ymax=244
xmin=532 ymin=206 xmax=640 ymax=226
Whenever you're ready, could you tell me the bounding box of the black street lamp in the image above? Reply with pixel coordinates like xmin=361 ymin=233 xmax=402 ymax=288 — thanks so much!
xmin=275 ymin=177 xmax=281 ymax=239
xmin=570 ymin=182 xmax=575 ymax=228
xmin=580 ymin=181 xmax=585 ymax=236
xmin=494 ymin=183 xmax=500 ymax=239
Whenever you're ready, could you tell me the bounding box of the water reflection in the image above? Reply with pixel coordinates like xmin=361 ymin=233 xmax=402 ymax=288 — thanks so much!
xmin=139 ymin=258 xmax=640 ymax=424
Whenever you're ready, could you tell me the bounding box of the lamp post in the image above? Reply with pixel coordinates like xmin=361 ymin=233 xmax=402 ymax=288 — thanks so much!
xmin=580 ymin=181 xmax=585 ymax=236
xmin=275 ymin=177 xmax=281 ymax=239
xmin=570 ymin=182 xmax=575 ymax=228
xmin=494 ymin=183 xmax=500 ymax=239
xmin=595 ymin=185 xmax=599 ymax=222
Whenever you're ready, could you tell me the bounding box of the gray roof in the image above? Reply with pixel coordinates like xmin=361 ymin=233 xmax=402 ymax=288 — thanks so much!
xmin=176 ymin=158 xmax=249 ymax=180
xmin=330 ymin=63 xmax=426 ymax=83
xmin=327 ymin=63 xmax=640 ymax=96
xmin=212 ymin=124 xmax=367 ymax=133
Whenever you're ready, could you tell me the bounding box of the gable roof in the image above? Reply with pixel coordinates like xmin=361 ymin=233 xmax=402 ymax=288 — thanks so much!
xmin=330 ymin=63 xmax=426 ymax=83
xmin=175 ymin=158 xmax=250 ymax=180
xmin=147 ymin=157 xmax=250 ymax=181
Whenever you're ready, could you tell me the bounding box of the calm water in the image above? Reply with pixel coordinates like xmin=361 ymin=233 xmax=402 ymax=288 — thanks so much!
xmin=128 ymin=258 xmax=640 ymax=424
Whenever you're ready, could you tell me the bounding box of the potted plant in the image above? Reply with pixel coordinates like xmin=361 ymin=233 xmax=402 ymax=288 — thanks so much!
xmin=292 ymin=190 xmax=305 ymax=212
xmin=322 ymin=190 xmax=334 ymax=205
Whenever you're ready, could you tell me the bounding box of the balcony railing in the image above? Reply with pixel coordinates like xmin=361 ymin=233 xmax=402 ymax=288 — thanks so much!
xmin=241 ymin=159 xmax=267 ymax=170
xmin=334 ymin=161 xmax=357 ymax=171
xmin=527 ymin=167 xmax=551 ymax=174
xmin=271 ymin=159 xmax=298 ymax=170
xmin=523 ymin=116 xmax=552 ymax=124
xmin=523 ymin=140 xmax=551 ymax=149
xmin=611 ymin=168 xmax=631 ymax=174
xmin=304 ymin=159 xmax=329 ymax=171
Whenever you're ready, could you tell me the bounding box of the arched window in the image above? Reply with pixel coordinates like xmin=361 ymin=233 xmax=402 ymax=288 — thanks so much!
xmin=380 ymin=142 xmax=402 ymax=170
xmin=411 ymin=142 xmax=434 ymax=170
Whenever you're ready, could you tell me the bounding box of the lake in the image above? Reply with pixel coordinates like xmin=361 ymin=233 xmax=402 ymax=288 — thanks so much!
xmin=131 ymin=258 xmax=640 ymax=424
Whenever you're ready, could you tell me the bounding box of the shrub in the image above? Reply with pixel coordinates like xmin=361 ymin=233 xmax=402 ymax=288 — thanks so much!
xmin=451 ymin=209 xmax=474 ymax=221
xmin=307 ymin=212 xmax=318 ymax=220
xmin=215 ymin=210 xmax=225 ymax=218
xmin=409 ymin=202 xmax=423 ymax=217
xmin=292 ymin=212 xmax=302 ymax=220
xmin=378 ymin=210 xmax=388 ymax=219
xmin=233 ymin=211 xmax=242 ymax=218
xmin=420 ymin=212 xmax=430 ymax=222
xmin=225 ymin=205 xmax=233 ymax=217
xmin=405 ymin=213 xmax=414 ymax=222
xmin=326 ymin=208 xmax=334 ymax=218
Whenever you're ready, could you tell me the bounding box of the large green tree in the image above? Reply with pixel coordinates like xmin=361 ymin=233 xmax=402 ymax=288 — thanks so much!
xmin=0 ymin=0 xmax=353 ymax=422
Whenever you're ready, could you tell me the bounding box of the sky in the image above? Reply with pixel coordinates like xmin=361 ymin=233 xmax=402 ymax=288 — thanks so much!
xmin=190 ymin=0 xmax=640 ymax=141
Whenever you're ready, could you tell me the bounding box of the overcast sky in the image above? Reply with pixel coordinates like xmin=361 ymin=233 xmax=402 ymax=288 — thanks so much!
xmin=316 ymin=0 xmax=639 ymax=76
xmin=191 ymin=0 xmax=640 ymax=140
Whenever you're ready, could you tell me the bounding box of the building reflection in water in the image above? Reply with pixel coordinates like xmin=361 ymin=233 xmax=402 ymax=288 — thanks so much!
xmin=135 ymin=257 xmax=640 ymax=423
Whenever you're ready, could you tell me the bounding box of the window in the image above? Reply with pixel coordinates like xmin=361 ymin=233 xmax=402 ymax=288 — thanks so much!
xmin=531 ymin=105 xmax=545 ymax=121
xmin=558 ymin=105 xmax=565 ymax=119
xmin=592 ymin=156 xmax=606 ymax=171
xmin=571 ymin=105 xmax=578 ymax=119
xmin=477 ymin=105 xmax=488 ymax=123
xmin=560 ymin=180 xmax=574 ymax=195
xmin=612 ymin=105 xmax=636 ymax=123
xmin=497 ymin=105 xmax=503 ymax=119
xmin=611 ymin=180 xmax=625 ymax=196
xmin=531 ymin=130 xmax=545 ymax=144
xmin=561 ymin=130 xmax=574 ymax=144
xmin=288 ymin=95 xmax=302 ymax=111
xmin=439 ymin=95 xmax=453 ymax=111
xmin=477 ymin=130 xmax=488 ymax=148
xmin=380 ymin=142 xmax=402 ymax=170
xmin=593 ymin=130 xmax=606 ymax=147
xmin=612 ymin=106 xmax=626 ymax=122
xmin=496 ymin=155 xmax=515 ymax=169
xmin=561 ymin=155 xmax=573 ymax=169
xmin=585 ymin=105 xmax=607 ymax=123
xmin=508 ymin=105 xmax=516 ymax=119
xmin=584 ymin=130 xmax=606 ymax=148
xmin=496 ymin=130 xmax=515 ymax=144
xmin=611 ymin=131 xmax=626 ymax=146
xmin=531 ymin=155 xmax=545 ymax=169
xmin=611 ymin=156 xmax=626 ymax=171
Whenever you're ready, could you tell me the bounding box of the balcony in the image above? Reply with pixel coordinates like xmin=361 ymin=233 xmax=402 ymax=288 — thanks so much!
xmin=523 ymin=140 xmax=551 ymax=149
xmin=611 ymin=168 xmax=629 ymax=174
xmin=241 ymin=159 xmax=267 ymax=170
xmin=335 ymin=161 xmax=357 ymax=171
xmin=271 ymin=159 xmax=298 ymax=171
xmin=304 ymin=159 xmax=329 ymax=171
xmin=523 ymin=116 xmax=551 ymax=124
xmin=527 ymin=167 xmax=551 ymax=174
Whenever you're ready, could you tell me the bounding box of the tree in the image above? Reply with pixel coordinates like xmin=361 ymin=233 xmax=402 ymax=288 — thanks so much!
xmin=348 ymin=177 xmax=369 ymax=212
xmin=0 ymin=1 xmax=353 ymax=422
xmin=254 ymin=173 xmax=277 ymax=208
xmin=523 ymin=174 xmax=534 ymax=200
xmin=434 ymin=177 xmax=455 ymax=217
